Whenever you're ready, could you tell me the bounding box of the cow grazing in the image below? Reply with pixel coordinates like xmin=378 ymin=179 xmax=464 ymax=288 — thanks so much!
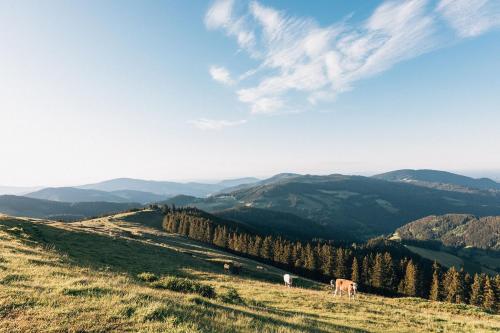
xmin=224 ymin=262 xmax=242 ymax=275
xmin=283 ymin=274 xmax=293 ymax=288
xmin=331 ymin=279 xmax=357 ymax=299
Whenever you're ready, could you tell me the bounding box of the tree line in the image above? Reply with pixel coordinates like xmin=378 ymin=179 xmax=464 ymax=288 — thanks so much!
xmin=159 ymin=206 xmax=499 ymax=313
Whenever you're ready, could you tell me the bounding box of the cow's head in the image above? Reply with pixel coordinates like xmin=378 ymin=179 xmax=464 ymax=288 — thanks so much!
xmin=352 ymin=283 xmax=358 ymax=292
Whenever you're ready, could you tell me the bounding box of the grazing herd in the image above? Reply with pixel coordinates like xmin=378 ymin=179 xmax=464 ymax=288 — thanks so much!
xmin=224 ymin=263 xmax=358 ymax=299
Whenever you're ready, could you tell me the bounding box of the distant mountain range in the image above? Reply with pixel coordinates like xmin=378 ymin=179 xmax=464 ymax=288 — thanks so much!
xmin=0 ymin=195 xmax=139 ymax=221
xmin=394 ymin=214 xmax=500 ymax=250
xmin=25 ymin=187 xmax=166 ymax=204
xmin=2 ymin=170 xmax=500 ymax=241
xmin=167 ymin=173 xmax=500 ymax=240
xmin=13 ymin=177 xmax=261 ymax=205
xmin=78 ymin=177 xmax=260 ymax=197
xmin=373 ymin=169 xmax=500 ymax=193
xmin=0 ymin=186 xmax=44 ymax=196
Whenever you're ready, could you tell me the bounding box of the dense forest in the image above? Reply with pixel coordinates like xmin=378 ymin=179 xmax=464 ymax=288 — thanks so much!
xmin=159 ymin=206 xmax=500 ymax=313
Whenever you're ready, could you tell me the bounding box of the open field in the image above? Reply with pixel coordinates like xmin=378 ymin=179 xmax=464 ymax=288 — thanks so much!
xmin=1 ymin=211 xmax=499 ymax=332
xmin=404 ymin=245 xmax=499 ymax=275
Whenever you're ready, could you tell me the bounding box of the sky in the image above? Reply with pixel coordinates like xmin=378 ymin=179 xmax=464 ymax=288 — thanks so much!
xmin=0 ymin=0 xmax=499 ymax=186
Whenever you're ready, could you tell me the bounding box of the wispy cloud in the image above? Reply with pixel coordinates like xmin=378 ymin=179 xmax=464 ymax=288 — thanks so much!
xmin=205 ymin=0 xmax=500 ymax=115
xmin=437 ymin=0 xmax=500 ymax=38
xmin=209 ymin=65 xmax=234 ymax=85
xmin=189 ymin=118 xmax=247 ymax=130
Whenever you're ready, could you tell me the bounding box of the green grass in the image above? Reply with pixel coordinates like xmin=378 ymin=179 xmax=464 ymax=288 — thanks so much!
xmin=404 ymin=245 xmax=464 ymax=268
xmin=0 ymin=212 xmax=499 ymax=332
xmin=405 ymin=245 xmax=499 ymax=274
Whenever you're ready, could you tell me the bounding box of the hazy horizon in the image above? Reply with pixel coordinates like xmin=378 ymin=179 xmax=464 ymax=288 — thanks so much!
xmin=1 ymin=1 xmax=499 ymax=187
xmin=2 ymin=168 xmax=500 ymax=189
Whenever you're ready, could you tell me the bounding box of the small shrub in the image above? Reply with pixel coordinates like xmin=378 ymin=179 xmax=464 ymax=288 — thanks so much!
xmin=247 ymin=299 xmax=266 ymax=307
xmin=62 ymin=287 xmax=112 ymax=297
xmin=142 ymin=306 xmax=172 ymax=322
xmin=0 ymin=274 xmax=27 ymax=284
xmin=137 ymin=272 xmax=159 ymax=282
xmin=151 ymin=276 xmax=216 ymax=299
xmin=118 ymin=306 xmax=136 ymax=318
xmin=218 ymin=287 xmax=244 ymax=305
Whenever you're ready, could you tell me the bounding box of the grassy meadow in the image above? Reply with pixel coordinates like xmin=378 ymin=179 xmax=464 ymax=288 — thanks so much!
xmin=1 ymin=211 xmax=499 ymax=332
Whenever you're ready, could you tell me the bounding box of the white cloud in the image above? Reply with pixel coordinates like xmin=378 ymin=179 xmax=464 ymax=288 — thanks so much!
xmin=209 ymin=65 xmax=234 ymax=85
xmin=205 ymin=0 xmax=233 ymax=29
xmin=205 ymin=0 xmax=500 ymax=115
xmin=190 ymin=118 xmax=247 ymax=130
xmin=437 ymin=0 xmax=500 ymax=38
xmin=205 ymin=0 xmax=256 ymax=51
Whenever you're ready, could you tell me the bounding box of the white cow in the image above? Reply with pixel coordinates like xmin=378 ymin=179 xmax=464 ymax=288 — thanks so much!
xmin=283 ymin=274 xmax=293 ymax=288
xmin=331 ymin=279 xmax=357 ymax=299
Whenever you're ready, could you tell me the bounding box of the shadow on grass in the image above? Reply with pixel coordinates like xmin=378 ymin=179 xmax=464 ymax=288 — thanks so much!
xmin=196 ymin=301 xmax=370 ymax=333
xmin=0 ymin=219 xmax=215 ymax=279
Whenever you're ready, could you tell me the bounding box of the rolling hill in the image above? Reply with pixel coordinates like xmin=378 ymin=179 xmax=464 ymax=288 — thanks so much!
xmin=0 ymin=195 xmax=140 ymax=220
xmin=214 ymin=206 xmax=341 ymax=241
xmin=394 ymin=214 xmax=500 ymax=250
xmin=1 ymin=211 xmax=498 ymax=332
xmin=26 ymin=187 xmax=131 ymax=203
xmin=169 ymin=174 xmax=500 ymax=240
xmin=78 ymin=177 xmax=259 ymax=197
xmin=373 ymin=169 xmax=500 ymax=193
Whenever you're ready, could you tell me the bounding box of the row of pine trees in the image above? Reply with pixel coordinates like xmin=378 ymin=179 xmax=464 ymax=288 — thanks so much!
xmin=161 ymin=207 xmax=499 ymax=312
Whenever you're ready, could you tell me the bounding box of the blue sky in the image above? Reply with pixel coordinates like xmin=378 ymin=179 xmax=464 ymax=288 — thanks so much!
xmin=0 ymin=0 xmax=499 ymax=186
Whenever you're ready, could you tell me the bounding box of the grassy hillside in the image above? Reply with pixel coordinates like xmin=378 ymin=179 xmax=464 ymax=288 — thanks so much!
xmin=172 ymin=174 xmax=500 ymax=240
xmin=1 ymin=211 xmax=499 ymax=332
xmin=0 ymin=195 xmax=140 ymax=221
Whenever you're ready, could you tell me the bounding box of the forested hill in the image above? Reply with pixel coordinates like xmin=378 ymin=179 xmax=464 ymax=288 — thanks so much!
xmin=373 ymin=169 xmax=500 ymax=193
xmin=161 ymin=206 xmax=500 ymax=312
xmin=168 ymin=174 xmax=500 ymax=240
xmin=0 ymin=195 xmax=140 ymax=221
xmin=395 ymin=214 xmax=500 ymax=250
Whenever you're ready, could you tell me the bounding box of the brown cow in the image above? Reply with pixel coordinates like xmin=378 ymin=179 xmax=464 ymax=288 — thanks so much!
xmin=331 ymin=279 xmax=357 ymax=299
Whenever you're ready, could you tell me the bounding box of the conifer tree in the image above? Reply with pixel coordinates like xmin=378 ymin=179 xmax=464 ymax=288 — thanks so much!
xmin=361 ymin=256 xmax=370 ymax=285
xmin=469 ymin=273 xmax=483 ymax=306
xmin=319 ymin=244 xmax=333 ymax=276
xmin=372 ymin=253 xmax=384 ymax=288
xmin=335 ymin=248 xmax=347 ymax=278
xmin=429 ymin=261 xmax=441 ymax=301
xmin=404 ymin=260 xmax=418 ymax=297
xmin=483 ymin=276 xmax=497 ymax=312
xmin=261 ymin=236 xmax=273 ymax=260
xmin=383 ymin=252 xmax=395 ymax=289
xmin=444 ymin=267 xmax=465 ymax=303
xmin=304 ymin=243 xmax=317 ymax=272
xmin=294 ymin=243 xmax=304 ymax=268
xmin=351 ymin=257 xmax=360 ymax=284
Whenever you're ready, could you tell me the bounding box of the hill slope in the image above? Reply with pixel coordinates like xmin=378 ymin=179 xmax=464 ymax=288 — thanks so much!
xmin=26 ymin=187 xmax=130 ymax=203
xmin=0 ymin=195 xmax=139 ymax=220
xmin=78 ymin=177 xmax=260 ymax=198
xmin=1 ymin=212 xmax=498 ymax=332
xmin=175 ymin=174 xmax=500 ymax=240
xmin=395 ymin=214 xmax=500 ymax=250
xmin=26 ymin=187 xmax=167 ymax=204
xmin=214 ymin=206 xmax=342 ymax=240
xmin=373 ymin=169 xmax=500 ymax=193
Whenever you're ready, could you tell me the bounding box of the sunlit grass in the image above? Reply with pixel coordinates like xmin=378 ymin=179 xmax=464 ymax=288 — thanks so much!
xmin=0 ymin=213 xmax=498 ymax=332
